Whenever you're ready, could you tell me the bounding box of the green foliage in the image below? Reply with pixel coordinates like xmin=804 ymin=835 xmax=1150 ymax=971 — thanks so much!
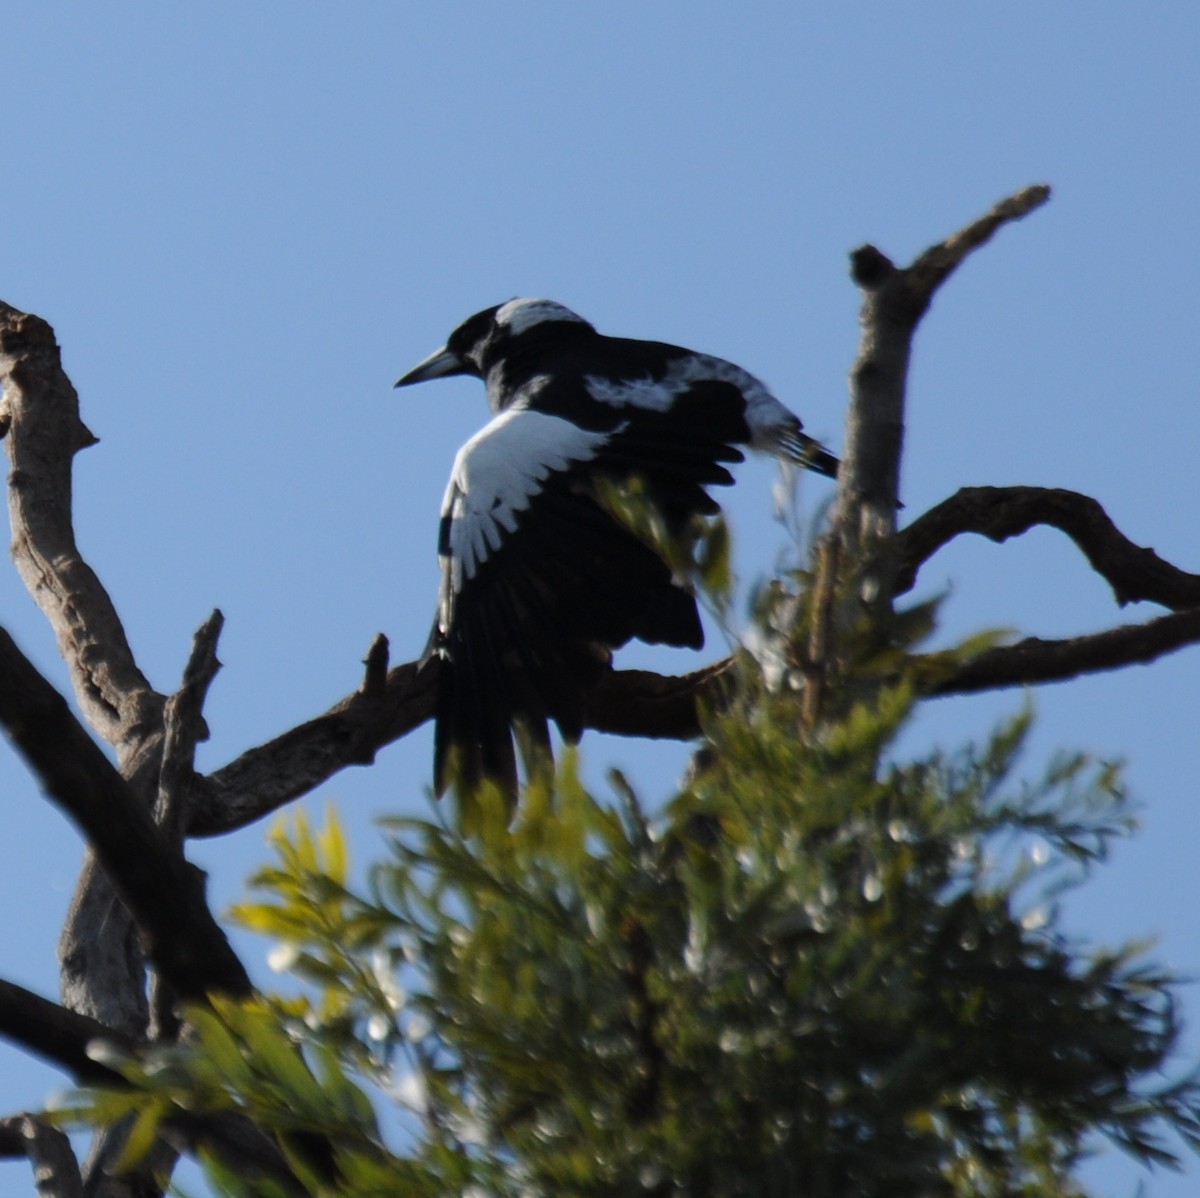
xmin=336 ymin=680 xmax=1195 ymax=1197
xmin=60 ymin=629 xmax=1200 ymax=1196
xmin=56 ymin=991 xmax=403 ymax=1194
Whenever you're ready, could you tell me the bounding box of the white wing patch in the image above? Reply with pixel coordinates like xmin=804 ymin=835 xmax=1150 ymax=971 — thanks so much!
xmin=441 ymin=407 xmax=613 ymax=594
xmin=584 ymin=352 xmax=797 ymax=451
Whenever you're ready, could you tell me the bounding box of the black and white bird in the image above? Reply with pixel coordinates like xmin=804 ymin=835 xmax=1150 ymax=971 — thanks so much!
xmin=395 ymin=298 xmax=838 ymax=798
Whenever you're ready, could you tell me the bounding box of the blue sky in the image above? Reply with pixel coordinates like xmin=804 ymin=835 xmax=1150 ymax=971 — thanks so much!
xmin=0 ymin=6 xmax=1197 ymax=1194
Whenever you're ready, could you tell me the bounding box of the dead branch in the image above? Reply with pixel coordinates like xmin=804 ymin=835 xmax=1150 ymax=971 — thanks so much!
xmin=924 ymin=607 xmax=1200 ymax=695
xmin=0 ymin=978 xmax=131 ymax=1088
xmin=157 ymin=609 xmax=225 ymax=838
xmin=0 ymin=1116 xmax=82 ymax=1197
xmin=0 ymin=301 xmax=176 ymax=1154
xmin=3 ymin=179 xmax=1198 ymax=863
xmin=0 ymin=627 xmax=250 ymax=1003
xmin=0 ymin=304 xmax=165 ymax=765
xmin=894 ymin=485 xmax=1200 ymax=610
xmin=186 ymin=476 xmax=1200 ymax=838
xmin=187 ymin=656 xmax=732 ymax=835
xmin=0 ymin=301 xmax=248 ymax=1194
xmin=799 ymin=184 xmax=1055 ymax=728
xmin=190 ymin=657 xmax=433 ymax=835
xmin=0 ymin=978 xmax=308 ymax=1196
xmin=838 ymin=185 xmax=1052 ymax=553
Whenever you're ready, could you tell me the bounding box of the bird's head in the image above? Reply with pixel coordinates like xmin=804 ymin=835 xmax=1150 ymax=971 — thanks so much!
xmin=394 ymin=299 xmax=591 ymax=388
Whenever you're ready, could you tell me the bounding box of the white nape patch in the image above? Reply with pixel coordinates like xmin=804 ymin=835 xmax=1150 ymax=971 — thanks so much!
xmin=494 ymin=298 xmax=589 ymax=337
xmin=585 ymin=352 xmax=800 ymax=450
xmin=441 ymin=407 xmax=613 ymax=591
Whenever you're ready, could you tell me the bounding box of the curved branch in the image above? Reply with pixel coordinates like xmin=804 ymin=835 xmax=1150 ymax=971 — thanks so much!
xmin=894 ymin=485 xmax=1200 ymax=609
xmin=0 ymin=303 xmax=164 ymax=762
xmin=903 ymin=185 xmax=1054 ymax=317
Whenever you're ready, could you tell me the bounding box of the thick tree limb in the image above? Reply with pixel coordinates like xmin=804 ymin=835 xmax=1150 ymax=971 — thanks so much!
xmin=585 ymin=660 xmax=735 ymax=738
xmin=839 ymin=185 xmax=1052 ymax=552
xmin=0 ymin=978 xmax=131 ymax=1088
xmin=191 ymin=658 xmax=433 ymax=835
xmin=800 ymin=184 xmax=1054 ymax=727
xmin=0 ymin=302 xmax=175 ymax=1179
xmin=0 ymin=302 xmax=249 ymax=1194
xmin=0 ymin=627 xmax=250 ymax=1004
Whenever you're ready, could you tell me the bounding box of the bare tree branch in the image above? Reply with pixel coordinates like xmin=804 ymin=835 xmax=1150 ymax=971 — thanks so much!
xmin=0 ymin=978 xmax=309 ymax=1196
xmin=0 ymin=978 xmax=131 ymax=1087
xmin=798 ymin=183 xmax=1056 ymax=728
xmin=0 ymin=1115 xmax=83 ymax=1197
xmin=0 ymin=301 xmax=174 ymax=1154
xmin=0 ymin=627 xmax=251 ymax=1003
xmin=5 ymin=242 xmax=1198 ymax=866
xmin=838 ymin=185 xmax=1052 ymax=554
xmin=191 ymin=657 xmax=433 ymax=834
xmin=188 ymin=656 xmax=733 ymax=835
xmin=183 ymin=481 xmax=1200 ymax=841
xmin=150 ymin=610 xmax=227 ymax=1039
xmin=157 ymin=609 xmax=225 ymax=839
xmin=0 ymin=303 xmax=165 ymax=764
xmin=904 ymin=185 xmax=1053 ymax=314
xmin=0 ymin=301 xmax=248 ymax=1195
xmin=923 ymin=607 xmax=1200 ymax=696
xmin=894 ymin=485 xmax=1200 ymax=610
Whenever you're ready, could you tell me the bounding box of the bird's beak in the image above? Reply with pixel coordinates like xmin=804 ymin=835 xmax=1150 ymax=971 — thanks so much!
xmin=394 ymin=347 xmax=467 ymax=388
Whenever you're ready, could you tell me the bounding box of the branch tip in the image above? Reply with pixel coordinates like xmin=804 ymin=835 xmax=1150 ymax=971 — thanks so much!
xmin=361 ymin=633 xmax=390 ymax=699
xmin=849 ymin=244 xmax=895 ymax=287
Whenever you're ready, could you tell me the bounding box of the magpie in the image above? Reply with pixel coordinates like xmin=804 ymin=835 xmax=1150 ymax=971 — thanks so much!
xmin=395 ymin=298 xmax=839 ymax=798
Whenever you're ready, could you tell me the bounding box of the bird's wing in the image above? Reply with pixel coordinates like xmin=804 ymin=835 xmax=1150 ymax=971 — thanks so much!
xmin=430 ymin=406 xmax=703 ymax=798
xmin=578 ymin=376 xmax=750 ymax=524
xmin=582 ymin=345 xmax=839 ymax=479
